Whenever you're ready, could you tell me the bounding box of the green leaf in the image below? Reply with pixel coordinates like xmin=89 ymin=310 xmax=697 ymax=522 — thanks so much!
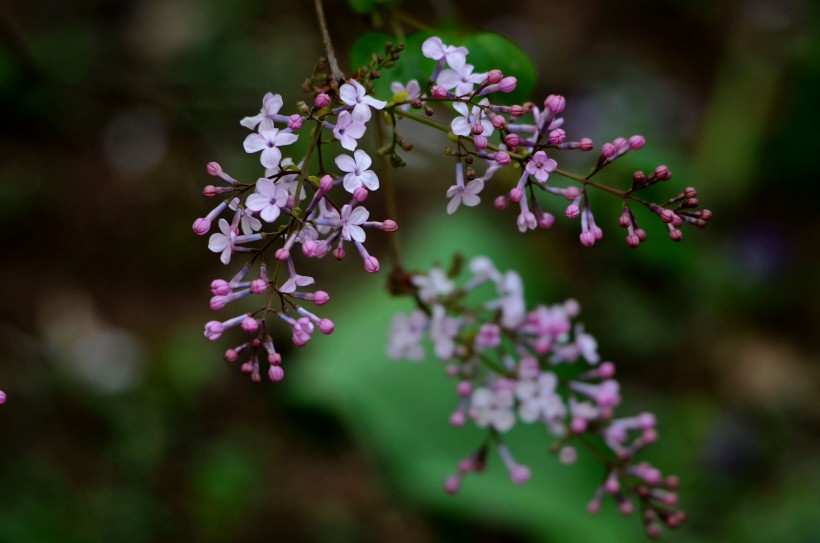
xmin=347 ymin=0 xmax=401 ymax=15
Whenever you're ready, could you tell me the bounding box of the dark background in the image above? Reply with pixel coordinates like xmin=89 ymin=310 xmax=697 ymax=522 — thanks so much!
xmin=1 ymin=0 xmax=819 ymax=541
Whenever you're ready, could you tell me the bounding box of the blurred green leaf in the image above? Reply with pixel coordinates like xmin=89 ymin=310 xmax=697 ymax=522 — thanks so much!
xmin=347 ymin=0 xmax=401 ymax=14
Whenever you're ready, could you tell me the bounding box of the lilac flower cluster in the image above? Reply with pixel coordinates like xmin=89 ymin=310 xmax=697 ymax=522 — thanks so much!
xmin=388 ymin=257 xmax=685 ymax=538
xmin=193 ymin=81 xmax=397 ymax=382
xmin=383 ymin=37 xmax=712 ymax=246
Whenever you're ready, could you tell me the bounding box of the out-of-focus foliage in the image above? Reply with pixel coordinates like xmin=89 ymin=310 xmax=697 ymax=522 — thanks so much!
xmin=1 ymin=0 xmax=819 ymax=542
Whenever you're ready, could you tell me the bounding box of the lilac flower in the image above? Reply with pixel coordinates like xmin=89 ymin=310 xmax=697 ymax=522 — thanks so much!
xmin=243 ymin=127 xmax=298 ymax=169
xmin=240 ymin=92 xmax=283 ymax=129
xmin=279 ymin=260 xmax=315 ymax=294
xmin=430 ymin=304 xmax=459 ymax=360
xmin=497 ymin=271 xmax=526 ymax=328
xmin=335 ymin=149 xmax=379 ymax=193
xmin=339 ymin=79 xmax=386 ymax=122
xmin=471 ymin=381 xmax=516 ymax=432
xmin=390 ymin=80 xmax=421 ymax=111
xmin=525 ymin=151 xmax=558 ymax=183
xmin=339 ymin=204 xmax=369 ymax=242
xmin=246 ymin=178 xmax=289 ymax=222
xmin=446 ymin=163 xmax=485 ymax=214
xmin=333 ymin=110 xmax=366 ymax=151
xmin=451 ymin=100 xmax=494 ymax=137
xmin=208 ymin=218 xmax=237 ymax=265
xmin=412 ymin=267 xmax=454 ymax=302
xmin=438 ymin=64 xmax=485 ymax=97
xmin=387 ymin=309 xmax=428 ymax=360
xmin=515 ymin=372 xmax=566 ymax=424
xmin=421 ymin=37 xmax=468 ymax=69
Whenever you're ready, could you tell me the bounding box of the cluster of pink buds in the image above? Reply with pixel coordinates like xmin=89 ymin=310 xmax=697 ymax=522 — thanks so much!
xmin=0 ymin=390 xmax=6 ymax=405
xmin=193 ymin=78 xmax=398 ymax=381
xmin=388 ymin=256 xmax=685 ymax=537
xmin=382 ymin=37 xmax=711 ymax=247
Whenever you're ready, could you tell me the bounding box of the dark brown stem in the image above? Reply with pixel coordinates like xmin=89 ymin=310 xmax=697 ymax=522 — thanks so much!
xmin=313 ymin=0 xmax=343 ymax=82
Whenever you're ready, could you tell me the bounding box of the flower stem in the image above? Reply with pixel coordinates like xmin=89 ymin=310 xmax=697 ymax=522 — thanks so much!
xmin=313 ymin=0 xmax=343 ymax=82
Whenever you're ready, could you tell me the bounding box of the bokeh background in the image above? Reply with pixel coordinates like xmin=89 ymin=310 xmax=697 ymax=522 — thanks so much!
xmin=2 ymin=0 xmax=819 ymax=541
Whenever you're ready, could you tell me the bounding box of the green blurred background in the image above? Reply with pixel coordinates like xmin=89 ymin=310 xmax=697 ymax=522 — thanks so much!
xmin=1 ymin=0 xmax=819 ymax=541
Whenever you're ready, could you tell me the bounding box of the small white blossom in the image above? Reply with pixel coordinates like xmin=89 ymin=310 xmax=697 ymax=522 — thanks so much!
xmin=450 ymin=100 xmax=494 ymax=137
xmin=243 ymin=127 xmax=298 ymax=169
xmin=333 ymin=110 xmax=366 ymax=151
xmin=412 ymin=267 xmax=454 ymax=302
xmin=335 ymin=149 xmax=379 ymax=193
xmin=240 ymin=92 xmax=283 ymax=130
xmin=387 ymin=310 xmax=428 ymax=360
xmin=339 ymin=204 xmax=369 ymax=242
xmin=246 ymin=178 xmax=288 ymax=222
xmin=421 ymin=37 xmax=469 ymax=69
xmin=339 ymin=80 xmax=386 ymax=122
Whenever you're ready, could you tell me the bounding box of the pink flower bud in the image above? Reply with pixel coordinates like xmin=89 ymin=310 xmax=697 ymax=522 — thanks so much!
xmin=510 ymin=465 xmax=531 ymax=484
xmin=494 ymin=151 xmax=511 ymax=165
xmin=314 ymin=93 xmax=330 ymax=109
xmin=288 ymin=114 xmax=303 ymax=130
xmin=472 ymin=123 xmax=484 ymax=135
xmin=192 ymin=218 xmax=211 ymax=236
xmin=580 ymin=231 xmax=596 ymax=247
xmin=449 ymin=411 xmax=465 ymax=427
xmin=493 ymin=195 xmax=508 ymax=210
xmin=313 ymin=291 xmax=330 ymax=305
xmin=210 ymin=296 xmax=227 ymax=311
xmin=618 ymin=212 xmax=632 ymax=228
xmin=499 ymin=76 xmax=517 ymax=93
xmin=250 ymin=279 xmax=267 ymax=294
xmin=431 ymin=85 xmax=448 ymax=99
xmin=612 ymin=137 xmax=627 ymax=150
xmin=579 ymin=137 xmax=594 ymax=151
xmin=587 ymin=500 xmax=601 ymax=515
xmin=456 ymin=380 xmax=472 ymax=397
xmin=275 ymin=248 xmax=290 ymax=260
xmin=382 ymin=219 xmax=398 ymax=232
xmin=619 ymin=500 xmax=634 ymax=516
xmin=684 ymin=187 xmax=697 ymax=198
xmin=268 ymin=365 xmax=285 ymax=382
xmin=570 ymin=417 xmax=587 ymax=433
xmin=601 ymin=143 xmax=616 ymax=158
xmin=333 ymin=247 xmax=345 ymax=260
xmin=629 ymin=135 xmax=646 ymax=150
xmin=473 ymin=135 xmax=488 ymax=149
xmin=224 ymin=349 xmax=239 ymax=363
xmin=509 ymin=187 xmax=523 ymax=202
xmin=204 ymin=321 xmax=224 ymax=341
xmin=509 ymin=105 xmax=525 ymax=118
xmin=537 ymin=211 xmax=555 ymax=229
xmin=505 ymin=134 xmax=522 ymax=147
xmin=241 ymin=317 xmax=259 ymax=333
xmin=565 ymin=186 xmax=581 ymax=199
xmin=668 ymin=228 xmax=682 ymax=242
xmin=548 ymin=129 xmax=566 ymax=145
xmin=318 ymin=318 xmax=335 ymax=334
xmin=491 ymin=115 xmax=506 ymax=129
xmin=319 ymin=174 xmax=334 ymax=192
xmin=354 ymin=186 xmax=368 ymax=202
xmin=203 ymin=185 xmax=217 ymax=198
xmin=268 ymin=352 xmax=282 ymax=365
xmin=444 ymin=476 xmax=461 ymax=494
xmin=240 ymin=361 xmax=254 ymax=374
xmin=487 ymin=69 xmax=503 ymax=84
xmin=364 ymin=256 xmax=380 ymax=273
xmin=598 ymin=361 xmax=616 ymax=378
xmin=700 ymin=209 xmax=713 ymax=220
xmin=565 ymin=204 xmax=580 ymax=219
xmin=654 ymin=165 xmax=671 ymax=180
xmin=626 ymin=234 xmax=640 ymax=248
xmin=545 ymin=94 xmax=566 ymax=114
xmin=211 ymin=279 xmax=231 ymax=296
xmin=206 ymin=162 xmax=222 ymax=176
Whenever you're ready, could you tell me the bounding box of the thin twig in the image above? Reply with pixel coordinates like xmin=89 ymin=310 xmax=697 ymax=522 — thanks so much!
xmin=313 ymin=0 xmax=343 ymax=82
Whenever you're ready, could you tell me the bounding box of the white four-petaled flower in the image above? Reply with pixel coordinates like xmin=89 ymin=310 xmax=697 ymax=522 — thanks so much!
xmin=339 ymin=204 xmax=369 ymax=242
xmin=246 ymin=178 xmax=289 ymax=223
xmin=243 ymin=127 xmax=298 ymax=169
xmin=421 ymin=37 xmax=469 ymax=69
xmin=451 ymin=100 xmax=494 ymax=137
xmin=240 ymin=92 xmax=283 ymax=129
xmin=207 ymin=219 xmax=237 ymax=265
xmin=333 ymin=110 xmax=366 ymax=151
xmin=438 ymin=64 xmax=485 ymax=97
xmin=335 ymin=149 xmax=379 ymax=193
xmin=339 ymin=80 xmax=386 ymax=123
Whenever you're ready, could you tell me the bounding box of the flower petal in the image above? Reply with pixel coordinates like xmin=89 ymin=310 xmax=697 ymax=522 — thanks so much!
xmin=243 ymin=133 xmax=267 ymax=153
xmin=260 ymin=204 xmax=280 ymax=223
xmin=335 ymin=154 xmax=356 ymax=173
xmin=359 ymin=170 xmax=379 ymax=190
xmin=260 ymin=147 xmax=282 ymax=169
xmin=353 ymin=149 xmax=372 ymax=170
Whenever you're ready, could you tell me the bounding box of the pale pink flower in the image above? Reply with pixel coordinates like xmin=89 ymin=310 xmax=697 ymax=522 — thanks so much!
xmin=387 ymin=309 xmax=428 ymax=360
xmin=339 ymin=79 xmax=386 ymax=122
xmin=340 ymin=204 xmax=369 ymax=242
xmin=412 ymin=267 xmax=454 ymax=302
xmin=335 ymin=149 xmax=379 ymax=193
xmin=421 ymin=37 xmax=468 ymax=69
xmin=243 ymin=127 xmax=298 ymax=169
xmin=246 ymin=178 xmax=289 ymax=222
xmin=208 ymin=219 xmax=237 ymax=265
xmin=438 ymin=64 xmax=485 ymax=97
xmin=446 ymin=178 xmax=484 ymax=214
xmin=240 ymin=92 xmax=283 ymax=129
xmin=450 ymin=100 xmax=494 ymax=137
xmin=525 ymin=151 xmax=558 ymax=183
xmin=390 ymin=80 xmax=421 ymax=111
xmin=333 ymin=110 xmax=366 ymax=151
xmin=471 ymin=381 xmax=516 ymax=432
